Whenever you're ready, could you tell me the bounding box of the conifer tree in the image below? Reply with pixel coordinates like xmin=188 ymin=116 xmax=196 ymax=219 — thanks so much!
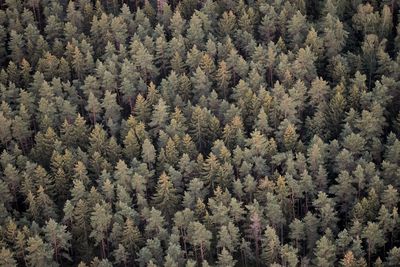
xmin=90 ymin=202 xmax=112 ymax=258
xmin=150 ymin=99 xmax=169 ymax=135
xmin=0 ymin=1 xmax=399 ymax=266
xmin=123 ymin=128 xmax=140 ymax=160
xmin=44 ymin=219 xmax=72 ymax=263
xmin=86 ymin=92 xmax=102 ymax=125
xmin=0 ymin=247 xmax=17 ymax=267
xmin=152 ymin=172 xmax=179 ymax=220
xmin=215 ymin=60 xmax=231 ymax=98
xmin=121 ymin=218 xmax=142 ymax=257
xmin=362 ymin=222 xmax=385 ymax=264
xmin=262 ymin=225 xmax=281 ymax=265
xmin=314 ymin=235 xmax=337 ymax=267
xmin=25 ymin=236 xmax=56 ymax=267
xmin=102 ymin=90 xmax=121 ymax=130
xmin=187 ymin=13 xmax=204 ymax=48
xmin=189 ymin=221 xmax=212 ymax=262
xmin=217 ymin=247 xmax=236 ymax=267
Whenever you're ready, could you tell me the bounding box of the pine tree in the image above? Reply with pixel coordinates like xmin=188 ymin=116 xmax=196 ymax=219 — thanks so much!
xmin=142 ymin=138 xmax=156 ymax=166
xmin=326 ymin=84 xmax=346 ymax=138
xmin=362 ymin=222 xmax=385 ymax=264
xmin=102 ymin=90 xmax=121 ymax=129
xmin=283 ymin=122 xmax=299 ymax=151
xmin=134 ymin=93 xmax=150 ymax=123
xmin=215 ymin=60 xmax=231 ymax=98
xmin=169 ymin=10 xmax=186 ymax=37
xmin=114 ymin=244 xmax=129 ymax=266
xmin=61 ymin=114 xmax=88 ymax=148
xmin=12 ymin=106 xmax=32 ymax=149
xmin=352 ymin=3 xmax=380 ymax=36
xmin=259 ymin=7 xmax=277 ymax=43
xmin=152 ymin=172 xmax=179 ymax=220
xmin=387 ymin=247 xmax=400 ymax=266
xmin=25 ymin=236 xmax=56 ymax=267
xmin=149 ymin=99 xmax=169 ymax=135
xmin=155 ymin=33 xmax=170 ymax=75
xmin=73 ymin=199 xmax=90 ymax=248
xmin=191 ymin=67 xmax=212 ymax=102
xmin=165 ymin=138 xmax=179 ymax=166
xmin=382 ymin=185 xmax=399 ymax=211
xmin=3 ymin=163 xmax=20 ymax=203
xmin=44 ymin=219 xmax=72 ymax=263
xmin=330 ymin=171 xmax=357 ymax=214
xmin=314 ymin=235 xmax=337 ymax=267
xmin=123 ymin=128 xmax=140 ymax=161
xmin=110 ymin=16 xmax=127 ymax=46
xmin=340 ymin=250 xmax=357 ymax=267
xmin=379 ymin=5 xmax=393 ymax=40
xmin=219 ymin=11 xmax=236 ymax=37
xmin=190 ymin=106 xmax=212 ymax=151
xmin=323 ymin=14 xmax=348 ymax=58
xmin=90 ymin=202 xmax=112 ymax=258
xmin=0 ymin=247 xmax=17 ymax=267
xmin=187 ymin=13 xmax=204 ymax=48
xmin=86 ymin=92 xmax=102 ymax=124
xmin=262 ymin=225 xmax=281 ymax=265
xmin=217 ymin=248 xmax=236 ymax=267
xmin=36 ymin=186 xmax=57 ymax=221
xmin=8 ymin=31 xmax=25 ymax=64
xmin=289 ymin=218 xmax=305 ymax=251
xmin=189 ymin=221 xmax=212 ymax=262
xmin=248 ymin=211 xmax=262 ymax=263
xmin=72 ymin=46 xmax=85 ymax=80
xmin=305 ymin=27 xmax=324 ymax=58
xmin=130 ymin=39 xmax=157 ymax=81
xmin=121 ymin=218 xmax=142 ymax=255
xmin=287 ymin=11 xmax=308 ymax=49
xmin=217 ymin=222 xmax=240 ymax=253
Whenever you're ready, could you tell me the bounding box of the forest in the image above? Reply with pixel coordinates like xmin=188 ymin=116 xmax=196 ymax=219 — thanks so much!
xmin=0 ymin=0 xmax=400 ymax=266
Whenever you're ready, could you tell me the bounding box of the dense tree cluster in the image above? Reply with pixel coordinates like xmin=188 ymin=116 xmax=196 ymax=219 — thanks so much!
xmin=0 ymin=0 xmax=400 ymax=266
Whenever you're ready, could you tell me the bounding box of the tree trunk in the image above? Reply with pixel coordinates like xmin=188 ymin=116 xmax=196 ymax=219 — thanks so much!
xmin=101 ymin=239 xmax=106 ymax=259
xmin=368 ymin=242 xmax=371 ymax=267
xmin=269 ymin=66 xmax=273 ymax=86
xmin=200 ymin=242 xmax=205 ymax=262
xmin=254 ymin=237 xmax=259 ymax=267
xmin=53 ymin=237 xmax=59 ymax=262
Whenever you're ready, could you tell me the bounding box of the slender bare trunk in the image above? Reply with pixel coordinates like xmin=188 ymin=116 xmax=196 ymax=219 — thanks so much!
xmin=200 ymin=242 xmax=204 ymax=262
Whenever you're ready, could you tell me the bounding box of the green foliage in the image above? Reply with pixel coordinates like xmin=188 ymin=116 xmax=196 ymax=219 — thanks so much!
xmin=25 ymin=236 xmax=56 ymax=267
xmin=0 ymin=1 xmax=399 ymax=266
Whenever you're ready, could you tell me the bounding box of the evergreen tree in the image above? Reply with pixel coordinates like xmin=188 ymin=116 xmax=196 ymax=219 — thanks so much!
xmin=314 ymin=235 xmax=337 ymax=267
xmin=86 ymin=92 xmax=102 ymax=125
xmin=323 ymin=14 xmax=348 ymax=58
xmin=44 ymin=219 xmax=72 ymax=263
xmin=26 ymin=236 xmax=56 ymax=267
xmin=0 ymin=248 xmax=17 ymax=267
xmin=189 ymin=221 xmax=212 ymax=262
xmin=362 ymin=222 xmax=385 ymax=264
xmin=90 ymin=202 xmax=112 ymax=258
xmin=102 ymin=90 xmax=121 ymax=133
xmin=149 ymin=99 xmax=169 ymax=136
xmin=121 ymin=218 xmax=142 ymax=257
xmin=262 ymin=225 xmax=281 ymax=265
xmin=387 ymin=247 xmax=400 ymax=266
xmin=217 ymin=248 xmax=236 ymax=267
xmin=187 ymin=14 xmax=204 ymax=48
xmin=215 ymin=60 xmax=231 ymax=98
xmin=287 ymin=11 xmax=309 ymax=49
xmin=0 ymin=1 xmax=398 ymax=266
xmin=152 ymin=172 xmax=179 ymax=220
